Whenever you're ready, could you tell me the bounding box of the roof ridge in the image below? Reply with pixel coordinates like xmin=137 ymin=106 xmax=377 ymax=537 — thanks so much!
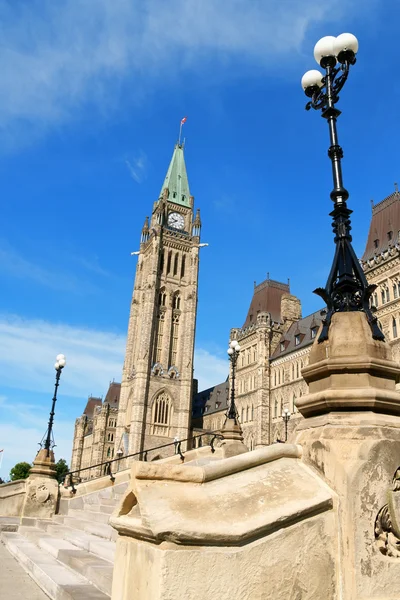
xmin=372 ymin=191 xmax=400 ymax=215
xmin=254 ymin=279 xmax=290 ymax=293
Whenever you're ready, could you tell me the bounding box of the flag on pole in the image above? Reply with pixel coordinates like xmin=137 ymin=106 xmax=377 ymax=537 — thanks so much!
xmin=0 ymin=449 xmax=3 ymax=470
xmin=178 ymin=117 xmax=187 ymax=144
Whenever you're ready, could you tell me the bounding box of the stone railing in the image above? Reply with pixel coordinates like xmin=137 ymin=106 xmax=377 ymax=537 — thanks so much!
xmin=0 ymin=479 xmax=27 ymax=517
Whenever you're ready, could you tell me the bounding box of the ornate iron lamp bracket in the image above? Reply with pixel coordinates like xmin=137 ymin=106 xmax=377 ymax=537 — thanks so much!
xmin=303 ymin=51 xmax=384 ymax=343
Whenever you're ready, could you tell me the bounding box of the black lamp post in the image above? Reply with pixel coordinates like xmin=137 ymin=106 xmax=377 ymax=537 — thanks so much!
xmin=40 ymin=354 xmax=66 ymax=452
xmin=282 ymin=408 xmax=291 ymax=442
xmin=227 ymin=340 xmax=241 ymax=422
xmin=301 ymin=33 xmax=384 ymax=343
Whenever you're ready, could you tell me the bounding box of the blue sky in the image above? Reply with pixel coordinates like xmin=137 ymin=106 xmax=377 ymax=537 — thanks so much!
xmin=1 ymin=0 xmax=399 ymax=478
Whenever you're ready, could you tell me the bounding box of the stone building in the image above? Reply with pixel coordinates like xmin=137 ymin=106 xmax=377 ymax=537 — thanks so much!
xmin=115 ymin=143 xmax=201 ymax=457
xmin=70 ymin=382 xmax=120 ymax=480
xmin=71 ymin=180 xmax=400 ymax=473
xmin=192 ymin=279 xmax=322 ymax=446
xmin=361 ymin=188 xmax=400 ymax=360
xmin=194 ymin=187 xmax=400 ymax=444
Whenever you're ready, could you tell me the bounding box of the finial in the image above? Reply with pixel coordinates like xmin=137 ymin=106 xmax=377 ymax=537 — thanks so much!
xmin=254 ymin=281 xmax=256 ymax=288
xmin=395 ymin=182 xmax=398 ymax=192
xmin=288 ymin=278 xmax=290 ymax=289
xmin=267 ymin=272 xmax=270 ymax=280
xmin=370 ymin=199 xmax=374 ymax=212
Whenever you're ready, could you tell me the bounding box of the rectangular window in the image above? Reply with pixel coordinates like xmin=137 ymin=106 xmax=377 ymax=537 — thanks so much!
xmin=280 ymin=342 xmax=285 ymax=352
xmin=311 ymin=327 xmax=317 ymax=339
xmin=386 ymin=288 xmax=390 ymax=303
xmin=295 ymin=334 xmax=300 ymax=346
xmin=394 ymin=285 xmax=398 ymax=299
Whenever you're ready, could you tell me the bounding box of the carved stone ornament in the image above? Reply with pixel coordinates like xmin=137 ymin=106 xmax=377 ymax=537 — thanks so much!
xmin=126 ymin=367 xmax=136 ymax=381
xmin=375 ymin=467 xmax=400 ymax=557
xmin=30 ymin=484 xmax=51 ymax=504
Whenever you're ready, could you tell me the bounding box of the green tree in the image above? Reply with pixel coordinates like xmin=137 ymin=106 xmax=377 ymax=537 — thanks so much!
xmin=9 ymin=461 xmax=31 ymax=481
xmin=55 ymin=458 xmax=69 ymax=484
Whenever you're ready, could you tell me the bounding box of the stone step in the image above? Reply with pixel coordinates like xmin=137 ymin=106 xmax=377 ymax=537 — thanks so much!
xmin=61 ymin=517 xmax=116 ymax=541
xmin=17 ymin=524 xmax=114 ymax=596
xmin=68 ymin=509 xmax=111 ymax=525
xmin=94 ymin=497 xmax=117 ymax=507
xmin=1 ymin=532 xmax=109 ymax=600
xmin=85 ymin=504 xmax=114 ymax=515
xmin=42 ymin=522 xmax=116 ymax=562
xmin=57 ymin=548 xmax=113 ymax=596
xmin=0 ymin=516 xmax=20 ymax=532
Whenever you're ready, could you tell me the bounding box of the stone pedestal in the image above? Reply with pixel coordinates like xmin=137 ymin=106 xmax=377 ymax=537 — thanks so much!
xmin=110 ymin=445 xmax=337 ymax=600
xmin=219 ymin=417 xmax=248 ymax=458
xmin=109 ymin=312 xmax=400 ymax=600
xmin=21 ymin=448 xmax=59 ymax=519
xmin=295 ymin=312 xmax=400 ymax=599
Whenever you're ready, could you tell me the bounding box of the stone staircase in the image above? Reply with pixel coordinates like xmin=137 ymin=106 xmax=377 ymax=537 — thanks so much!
xmin=0 ymin=481 xmax=128 ymax=599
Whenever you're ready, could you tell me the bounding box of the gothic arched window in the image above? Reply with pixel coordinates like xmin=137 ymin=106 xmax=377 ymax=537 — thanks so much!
xmin=167 ymin=251 xmax=172 ymax=274
xmin=173 ymin=293 xmax=180 ymax=310
xmin=173 ymin=253 xmax=179 ymax=276
xmin=382 ymin=289 xmax=386 ymax=304
xmin=181 ymin=254 xmax=186 ymax=278
xmin=158 ymin=289 xmax=166 ymax=307
xmin=274 ymin=398 xmax=278 ymax=418
xmin=393 ymin=318 xmax=398 ymax=339
xmin=160 ymin=251 xmax=164 ymax=273
xmin=151 ymin=392 xmax=173 ymax=436
xmin=153 ymin=312 xmax=165 ymax=364
xmin=169 ymin=313 xmax=180 ymax=366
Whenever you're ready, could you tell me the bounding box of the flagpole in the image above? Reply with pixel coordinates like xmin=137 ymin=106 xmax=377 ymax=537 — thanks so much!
xmin=178 ymin=122 xmax=183 ymax=145
xmin=0 ymin=450 xmax=4 ymax=471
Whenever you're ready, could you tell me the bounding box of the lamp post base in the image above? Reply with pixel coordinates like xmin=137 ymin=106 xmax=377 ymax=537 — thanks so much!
xmin=21 ymin=448 xmax=59 ymax=520
xmin=220 ymin=417 xmax=248 ymax=458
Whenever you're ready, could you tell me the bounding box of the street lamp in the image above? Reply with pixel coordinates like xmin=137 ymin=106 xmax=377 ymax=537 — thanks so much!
xmin=301 ymin=33 xmax=383 ymax=343
xmin=40 ymin=354 xmax=67 ymax=452
xmin=226 ymin=339 xmax=241 ymax=422
xmin=282 ymin=408 xmax=291 ymax=442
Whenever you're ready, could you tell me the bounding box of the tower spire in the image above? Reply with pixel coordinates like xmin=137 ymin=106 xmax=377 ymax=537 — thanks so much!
xmin=159 ymin=144 xmax=191 ymax=208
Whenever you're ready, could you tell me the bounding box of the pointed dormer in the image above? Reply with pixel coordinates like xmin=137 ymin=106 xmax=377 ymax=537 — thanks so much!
xmin=159 ymin=144 xmax=192 ymax=208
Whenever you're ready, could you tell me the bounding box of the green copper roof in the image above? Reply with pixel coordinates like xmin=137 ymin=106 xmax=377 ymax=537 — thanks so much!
xmin=159 ymin=144 xmax=191 ymax=208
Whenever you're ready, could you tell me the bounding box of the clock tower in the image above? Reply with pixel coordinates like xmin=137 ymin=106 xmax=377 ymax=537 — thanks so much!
xmin=116 ymin=143 xmax=202 ymax=457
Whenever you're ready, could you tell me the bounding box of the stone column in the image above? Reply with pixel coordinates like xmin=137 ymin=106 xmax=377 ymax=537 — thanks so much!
xmin=296 ymin=311 xmax=400 ymax=599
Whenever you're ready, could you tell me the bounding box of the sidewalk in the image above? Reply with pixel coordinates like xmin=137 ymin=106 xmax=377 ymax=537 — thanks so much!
xmin=0 ymin=540 xmax=49 ymax=599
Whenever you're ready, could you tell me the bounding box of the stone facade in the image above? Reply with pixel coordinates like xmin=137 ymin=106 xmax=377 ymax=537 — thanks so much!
xmin=71 ymin=187 xmax=400 ymax=476
xmin=115 ymin=143 xmax=201 ymax=458
xmin=195 ymin=188 xmax=400 ymax=444
xmin=70 ymin=384 xmax=120 ymax=481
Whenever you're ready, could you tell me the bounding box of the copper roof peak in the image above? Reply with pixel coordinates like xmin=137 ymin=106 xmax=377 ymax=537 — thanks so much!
xmin=362 ymin=188 xmax=400 ymax=262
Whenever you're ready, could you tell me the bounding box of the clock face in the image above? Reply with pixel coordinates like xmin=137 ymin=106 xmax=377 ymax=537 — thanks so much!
xmin=168 ymin=212 xmax=185 ymax=230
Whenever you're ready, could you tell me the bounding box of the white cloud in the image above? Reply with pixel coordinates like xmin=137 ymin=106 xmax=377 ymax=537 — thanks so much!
xmin=0 ymin=315 xmax=126 ymax=398
xmin=0 ymin=241 xmax=100 ymax=294
xmin=0 ymin=313 xmax=227 ymax=477
xmin=194 ymin=348 xmax=228 ymax=390
xmin=0 ymin=0 xmax=375 ymax=138
xmin=125 ymin=151 xmax=148 ymax=183
xmin=0 ymin=418 xmax=74 ymax=481
xmin=0 ymin=314 xmax=226 ymax=397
